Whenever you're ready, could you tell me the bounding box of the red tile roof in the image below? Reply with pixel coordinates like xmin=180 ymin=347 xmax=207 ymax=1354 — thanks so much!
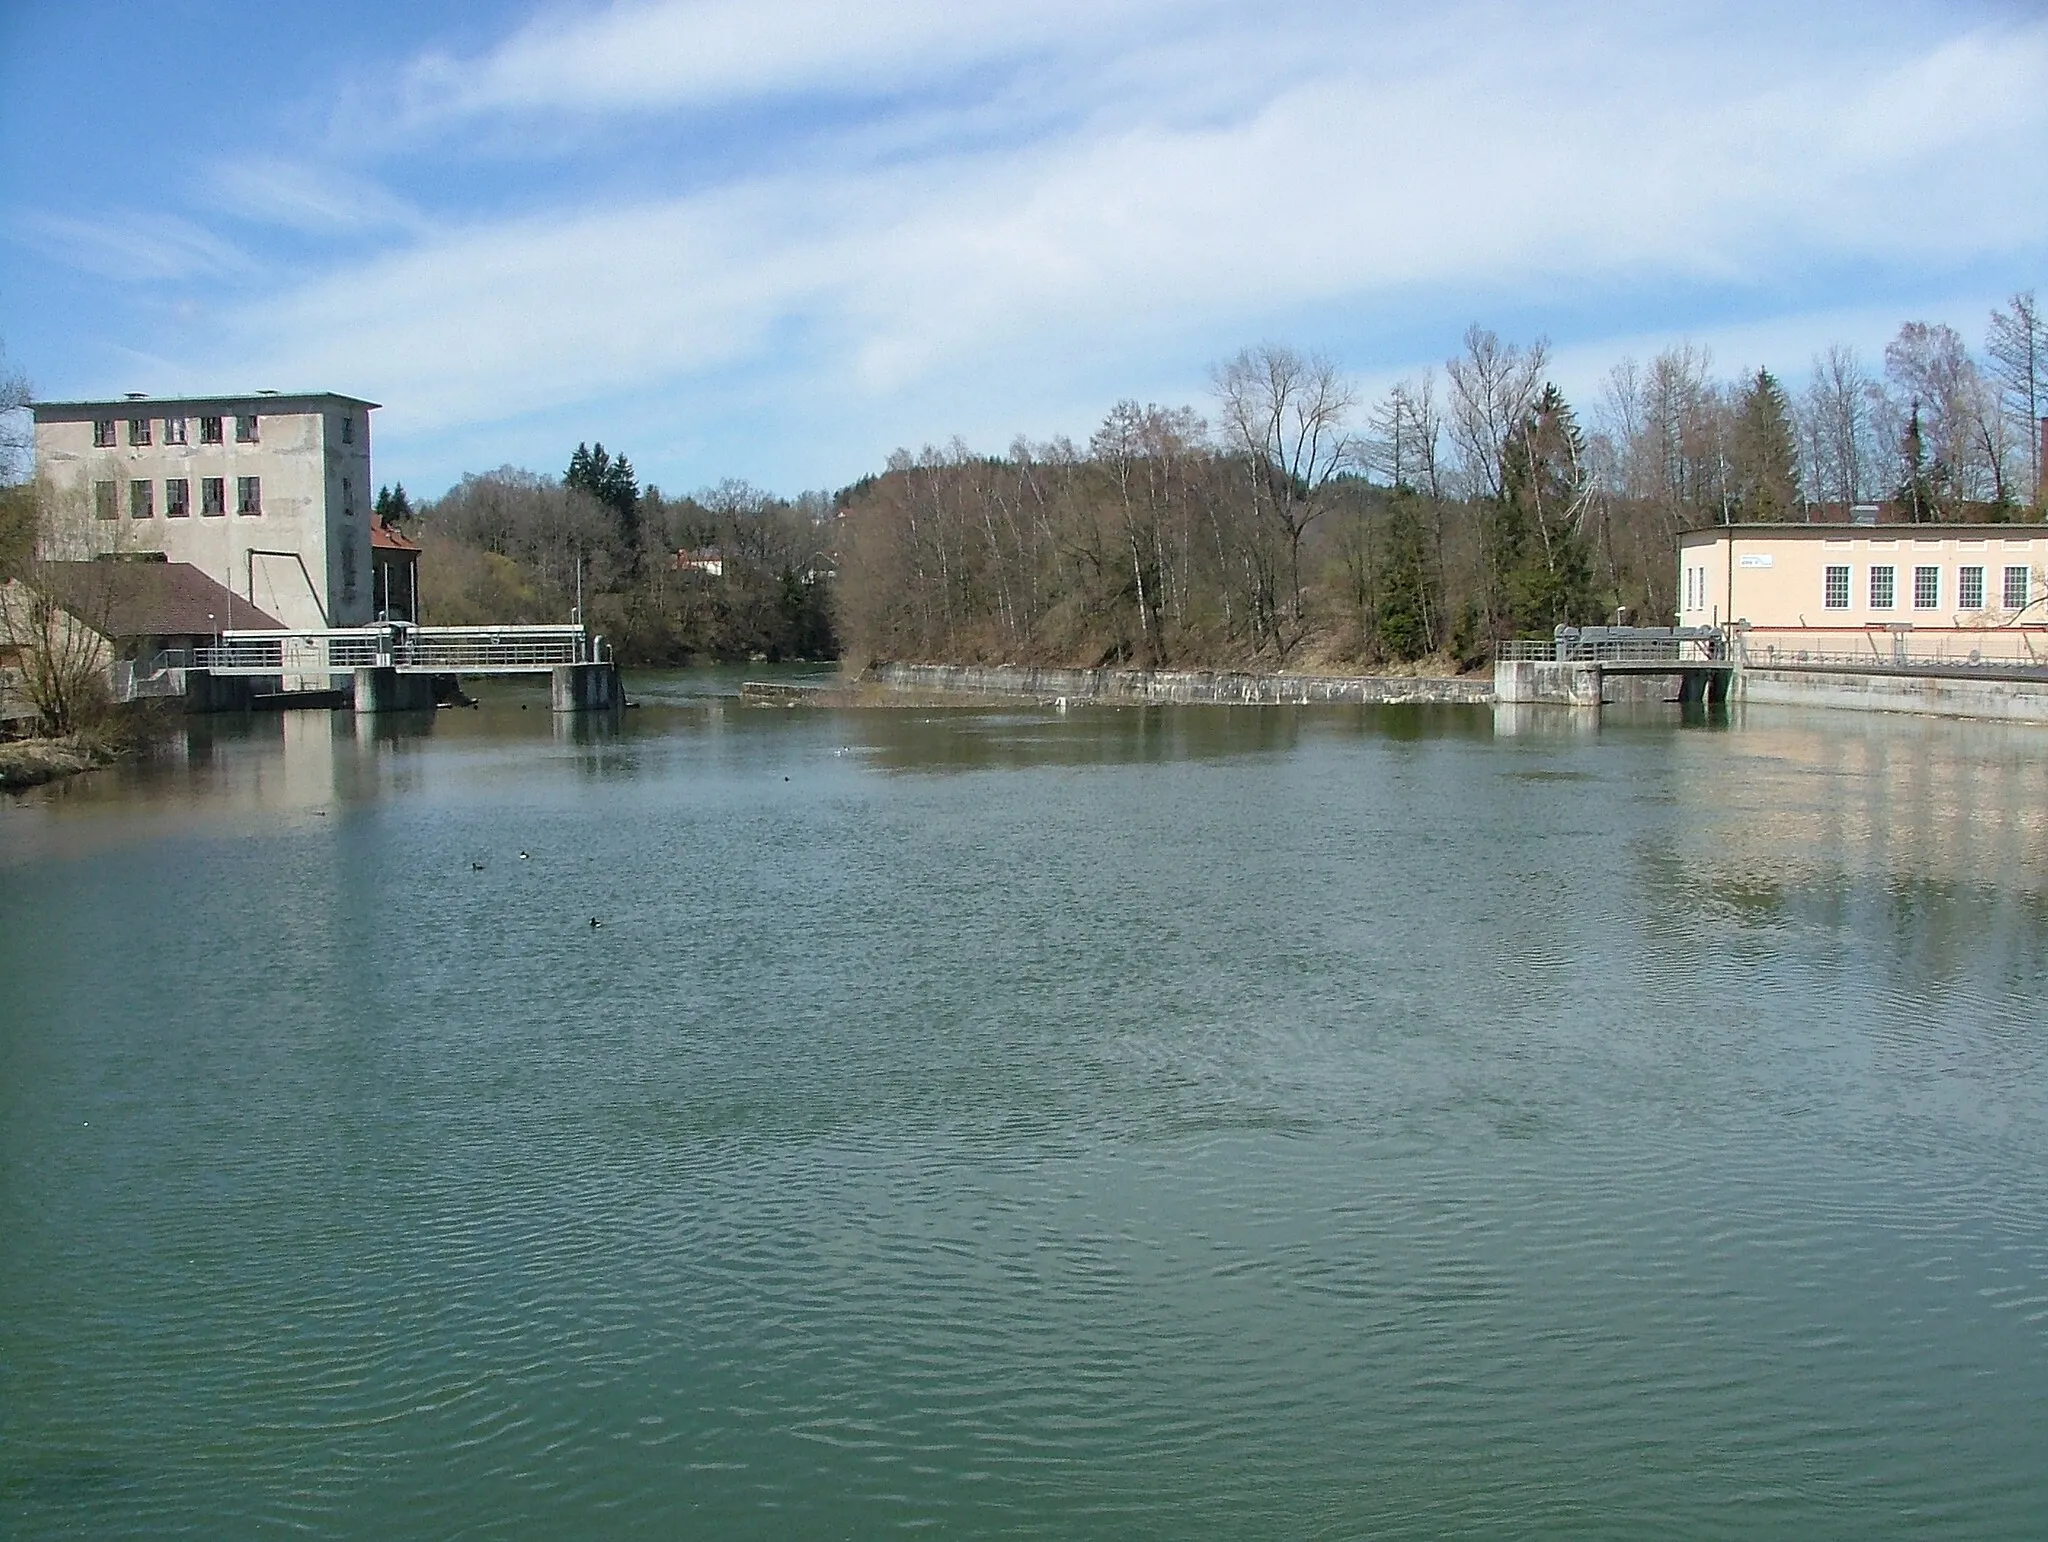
xmin=33 ymin=561 xmax=283 ymax=637
xmin=370 ymin=520 xmax=420 ymax=553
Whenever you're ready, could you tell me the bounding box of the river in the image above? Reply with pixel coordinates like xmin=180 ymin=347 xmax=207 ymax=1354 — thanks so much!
xmin=3 ymin=677 xmax=2045 ymax=1538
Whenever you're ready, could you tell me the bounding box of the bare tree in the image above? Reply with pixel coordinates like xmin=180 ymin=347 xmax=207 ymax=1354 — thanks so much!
xmin=0 ymin=340 xmax=30 ymax=487
xmin=1800 ymin=345 xmax=1878 ymax=507
xmin=1986 ymin=292 xmax=2044 ymax=505
xmin=1210 ymin=344 xmax=1356 ymax=648
xmin=1444 ymin=325 xmax=1547 ymax=502
xmin=1884 ymin=321 xmax=2000 ymax=511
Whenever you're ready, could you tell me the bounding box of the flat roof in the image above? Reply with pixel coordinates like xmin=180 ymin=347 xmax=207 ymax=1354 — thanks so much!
xmin=1680 ymin=522 xmax=2047 ymax=537
xmin=31 ymin=391 xmax=381 ymax=416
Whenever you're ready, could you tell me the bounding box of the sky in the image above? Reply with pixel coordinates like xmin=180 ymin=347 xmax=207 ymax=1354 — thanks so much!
xmin=2 ymin=0 xmax=2044 ymax=501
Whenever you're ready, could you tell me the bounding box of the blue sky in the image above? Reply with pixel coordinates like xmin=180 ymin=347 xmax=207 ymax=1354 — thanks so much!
xmin=3 ymin=0 xmax=2044 ymax=501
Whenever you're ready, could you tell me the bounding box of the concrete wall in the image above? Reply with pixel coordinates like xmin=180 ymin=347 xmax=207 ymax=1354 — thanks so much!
xmin=1737 ymin=666 xmax=2048 ymax=722
xmin=871 ymin=662 xmax=1493 ymax=705
xmin=33 ymin=395 xmax=375 ymax=632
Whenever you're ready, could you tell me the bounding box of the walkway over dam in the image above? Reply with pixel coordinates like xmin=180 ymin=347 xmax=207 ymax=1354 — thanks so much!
xmin=151 ymin=624 xmax=622 ymax=713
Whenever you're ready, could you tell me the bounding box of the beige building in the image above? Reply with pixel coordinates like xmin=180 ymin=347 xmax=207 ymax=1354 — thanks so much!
xmin=1679 ymin=524 xmax=2048 ymax=664
xmin=30 ymin=391 xmax=380 ymax=632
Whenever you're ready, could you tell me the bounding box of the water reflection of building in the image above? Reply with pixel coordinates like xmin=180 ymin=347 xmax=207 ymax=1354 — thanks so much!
xmin=1663 ymin=711 xmax=2048 ymax=894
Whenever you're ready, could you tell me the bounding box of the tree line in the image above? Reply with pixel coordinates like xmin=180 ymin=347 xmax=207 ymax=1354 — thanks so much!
xmin=403 ymin=444 xmax=836 ymax=664
xmin=838 ymin=294 xmax=2045 ymax=670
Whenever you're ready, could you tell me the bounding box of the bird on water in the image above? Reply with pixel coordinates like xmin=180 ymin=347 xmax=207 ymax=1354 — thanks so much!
xmin=589 ymin=917 xmax=603 ymax=929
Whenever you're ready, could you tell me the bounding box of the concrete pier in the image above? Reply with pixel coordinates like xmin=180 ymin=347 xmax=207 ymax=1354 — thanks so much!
xmin=353 ymin=667 xmax=437 ymax=714
xmin=1493 ymin=661 xmax=1603 ymax=706
xmin=551 ymin=661 xmax=623 ymax=713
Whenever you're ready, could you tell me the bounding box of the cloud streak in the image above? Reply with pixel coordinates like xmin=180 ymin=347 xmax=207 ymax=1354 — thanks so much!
xmin=25 ymin=0 xmax=2047 ymax=491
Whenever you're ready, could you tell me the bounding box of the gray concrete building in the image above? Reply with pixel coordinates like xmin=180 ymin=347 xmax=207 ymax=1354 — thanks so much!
xmin=30 ymin=391 xmax=380 ymax=633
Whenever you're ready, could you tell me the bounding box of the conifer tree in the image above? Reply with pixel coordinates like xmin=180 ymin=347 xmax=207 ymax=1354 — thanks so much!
xmin=1488 ymin=385 xmax=1599 ymax=636
xmin=1731 ymin=369 xmax=1801 ymax=520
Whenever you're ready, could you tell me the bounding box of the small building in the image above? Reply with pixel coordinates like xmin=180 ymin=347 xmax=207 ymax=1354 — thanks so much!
xmin=673 ymin=548 xmax=724 ymax=578
xmin=30 ymin=390 xmax=380 ymax=633
xmin=1 ymin=558 xmax=284 ymax=716
xmin=371 ymin=517 xmax=421 ymax=623
xmin=1679 ymin=524 xmax=2048 ymax=663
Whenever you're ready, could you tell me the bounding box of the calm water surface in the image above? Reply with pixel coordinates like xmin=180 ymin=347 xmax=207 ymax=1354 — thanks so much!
xmin=3 ymin=677 xmax=2046 ymax=1538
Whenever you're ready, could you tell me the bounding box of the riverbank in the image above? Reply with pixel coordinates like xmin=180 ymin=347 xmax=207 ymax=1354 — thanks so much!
xmin=0 ymin=736 xmax=116 ymax=790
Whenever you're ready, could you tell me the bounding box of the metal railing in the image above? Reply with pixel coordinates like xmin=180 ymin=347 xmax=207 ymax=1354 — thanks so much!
xmin=191 ymin=624 xmax=602 ymax=676
xmin=1498 ymin=627 xmax=1724 ymax=664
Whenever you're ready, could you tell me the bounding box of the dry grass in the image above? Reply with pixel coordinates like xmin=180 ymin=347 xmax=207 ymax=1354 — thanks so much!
xmin=0 ymin=736 xmax=111 ymax=790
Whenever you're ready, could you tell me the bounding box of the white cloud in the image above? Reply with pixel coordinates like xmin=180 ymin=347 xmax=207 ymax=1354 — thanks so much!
xmin=205 ymin=159 xmax=424 ymax=235
xmin=71 ymin=0 xmax=2047 ymax=490
xmin=15 ymin=211 xmax=256 ymax=282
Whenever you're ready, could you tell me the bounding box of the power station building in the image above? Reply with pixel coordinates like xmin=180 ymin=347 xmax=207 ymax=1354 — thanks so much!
xmin=30 ymin=391 xmax=383 ymax=633
xmin=1679 ymin=523 xmax=2048 ymax=664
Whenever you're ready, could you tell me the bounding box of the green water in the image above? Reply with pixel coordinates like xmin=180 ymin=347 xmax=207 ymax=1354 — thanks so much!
xmin=3 ymin=681 xmax=2045 ymax=1538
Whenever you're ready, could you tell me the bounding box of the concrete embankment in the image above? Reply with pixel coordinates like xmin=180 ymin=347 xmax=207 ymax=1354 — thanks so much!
xmin=1738 ymin=666 xmax=2048 ymax=723
xmin=870 ymin=662 xmax=1492 ymax=706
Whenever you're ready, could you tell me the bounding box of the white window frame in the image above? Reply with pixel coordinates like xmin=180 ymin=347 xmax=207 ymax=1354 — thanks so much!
xmin=1912 ymin=566 xmax=1939 ymax=610
xmin=1959 ymin=565 xmax=1985 ymax=609
xmin=1869 ymin=565 xmax=1895 ymax=610
xmin=163 ymin=416 xmax=188 ymax=445
xmin=1824 ymin=565 xmax=1850 ymax=609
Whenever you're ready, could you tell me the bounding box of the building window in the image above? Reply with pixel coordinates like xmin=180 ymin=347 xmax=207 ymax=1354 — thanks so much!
xmin=1824 ymin=565 xmax=1850 ymax=609
xmin=130 ymin=480 xmax=154 ymax=519
xmin=234 ymin=414 xmax=259 ymax=443
xmin=200 ymin=415 xmax=224 ymax=444
xmin=341 ymin=415 xmax=354 ymax=445
xmin=1913 ymin=566 xmax=1939 ymax=609
xmin=128 ymin=417 xmax=152 ymax=446
xmin=236 ymin=476 xmax=262 ymax=516
xmin=1960 ymin=565 xmax=1985 ymax=609
xmin=1869 ymin=565 xmax=1895 ymax=609
xmin=201 ymin=477 xmax=226 ymax=517
xmin=166 ymin=478 xmax=190 ymax=518
xmin=92 ymin=419 xmax=116 ymax=447
xmin=2004 ymin=566 xmax=2030 ymax=610
xmin=164 ymin=416 xmax=188 ymax=445
xmin=94 ymin=480 xmax=118 ymax=520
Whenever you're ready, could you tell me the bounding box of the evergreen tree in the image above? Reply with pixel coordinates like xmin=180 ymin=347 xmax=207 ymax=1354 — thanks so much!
xmin=373 ymin=483 xmax=414 ymax=524
xmin=1375 ymin=489 xmax=1438 ymax=660
xmin=1731 ymin=369 xmax=1801 ymax=520
xmin=1895 ymin=405 xmax=1937 ymax=522
xmin=566 ymin=442 xmax=642 ymax=554
xmin=1488 ymin=384 xmax=1599 ymax=636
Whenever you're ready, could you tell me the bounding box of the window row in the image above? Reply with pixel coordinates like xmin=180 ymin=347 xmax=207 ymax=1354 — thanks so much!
xmin=90 ymin=412 xmax=358 ymax=447
xmin=94 ymin=414 xmax=259 ymax=448
xmin=1822 ymin=564 xmax=2030 ymax=611
xmin=95 ymin=477 xmax=261 ymax=519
